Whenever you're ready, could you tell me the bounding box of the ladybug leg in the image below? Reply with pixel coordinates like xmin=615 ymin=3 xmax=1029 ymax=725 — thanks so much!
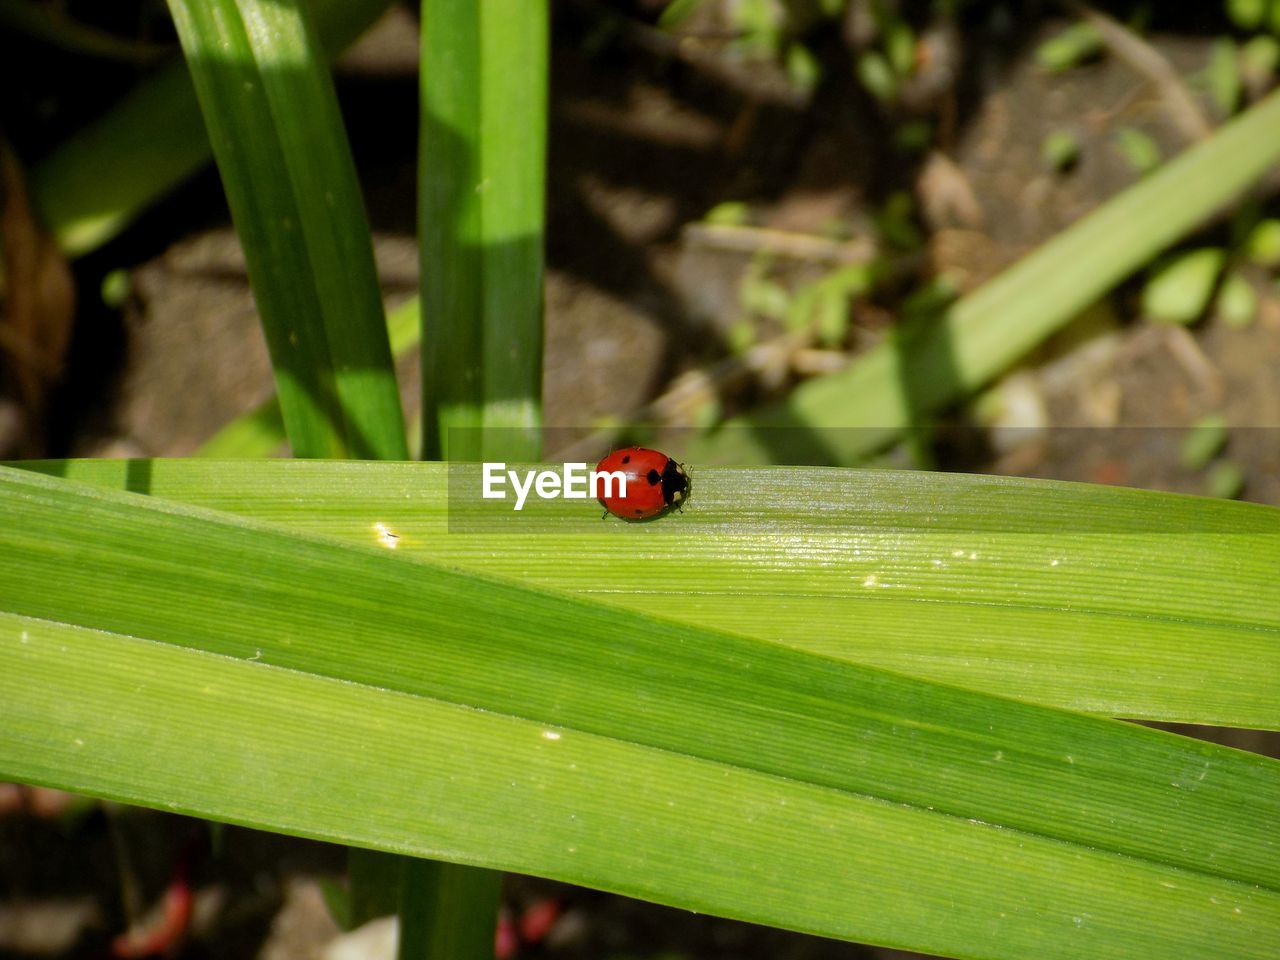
xmin=601 ymin=508 xmax=610 ymax=520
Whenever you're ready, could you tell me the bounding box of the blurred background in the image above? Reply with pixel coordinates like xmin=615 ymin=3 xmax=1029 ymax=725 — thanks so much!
xmin=1 ymin=0 xmax=1278 ymax=957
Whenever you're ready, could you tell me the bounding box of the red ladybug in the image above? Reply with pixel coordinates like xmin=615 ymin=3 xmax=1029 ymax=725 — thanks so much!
xmin=595 ymin=447 xmax=690 ymax=520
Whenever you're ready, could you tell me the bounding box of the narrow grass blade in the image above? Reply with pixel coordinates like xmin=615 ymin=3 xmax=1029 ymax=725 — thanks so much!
xmin=419 ymin=0 xmax=547 ymax=460
xmin=692 ymin=86 xmax=1280 ymax=464
xmin=32 ymin=0 xmax=395 ymax=258
xmin=400 ymin=859 xmax=502 ymax=960
xmin=165 ymin=0 xmax=406 ymax=459
xmin=20 ymin=457 xmax=1279 ymax=731
xmin=0 ymin=465 xmax=1277 ymax=960
xmin=418 ymin=1 xmax=549 ymax=930
xmin=32 ymin=61 xmax=207 ymax=257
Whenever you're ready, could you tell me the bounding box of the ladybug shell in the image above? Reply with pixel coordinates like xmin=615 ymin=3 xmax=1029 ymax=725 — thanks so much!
xmin=595 ymin=447 xmax=689 ymax=520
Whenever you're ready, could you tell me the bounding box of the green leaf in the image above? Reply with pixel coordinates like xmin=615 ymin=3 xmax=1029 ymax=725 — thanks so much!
xmin=657 ymin=0 xmax=706 ymax=30
xmin=704 ymin=201 xmax=751 ymax=226
xmin=1227 ymin=0 xmax=1268 ymax=30
xmin=1241 ymin=34 xmax=1280 ymax=83
xmin=1035 ymin=21 xmax=1103 ymax=72
xmin=32 ymin=61 xmax=208 ymax=257
xmin=1180 ymin=414 xmax=1229 ymax=469
xmin=1208 ymin=460 xmax=1247 ymax=500
xmin=416 ymin=2 xmax=549 ymax=934
xmin=32 ymin=0 xmax=395 ymax=258
xmin=1216 ymin=269 xmax=1259 ymax=328
xmin=742 ymin=274 xmax=791 ymax=320
xmin=195 ymin=400 xmax=289 ymax=459
xmin=1142 ymin=248 xmax=1226 ymax=324
xmin=16 ymin=457 xmax=1280 ymax=731
xmin=165 ymin=0 xmax=406 ymax=460
xmin=0 ymin=464 xmax=1278 ymax=960
xmin=1113 ymin=127 xmax=1162 ymax=175
xmin=400 ymin=859 xmax=502 ymax=959
xmin=884 ymin=20 xmax=917 ymax=78
xmin=1041 ymin=129 xmax=1081 ymax=172
xmin=1202 ymin=37 xmax=1242 ymax=116
xmin=785 ymin=42 xmax=822 ymax=93
xmin=419 ymin=0 xmax=548 ymax=461
xmin=856 ymin=49 xmax=897 ymax=101
xmin=1244 ymin=218 xmax=1280 ymax=267
xmin=691 ymin=87 xmax=1280 ymax=465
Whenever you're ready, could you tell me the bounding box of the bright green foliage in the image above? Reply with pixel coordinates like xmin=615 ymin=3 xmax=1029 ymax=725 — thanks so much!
xmin=1143 ymin=248 xmax=1226 ymax=324
xmin=1245 ymin=218 xmax=1280 ymax=267
xmin=19 ymin=457 xmax=1280 ymax=732
xmin=166 ymin=0 xmax=406 ymax=460
xmin=419 ymin=0 xmax=548 ymax=461
xmin=1202 ymin=38 xmax=1243 ymax=115
xmin=0 ymin=464 xmax=1278 ymax=960
xmin=1216 ymin=269 xmax=1259 ymax=327
xmin=1181 ymin=414 xmax=1229 ymax=469
xmin=1035 ymin=21 xmax=1103 ymax=72
xmin=1113 ymin=128 xmax=1162 ymax=175
xmin=1208 ymin=460 xmax=1247 ymax=499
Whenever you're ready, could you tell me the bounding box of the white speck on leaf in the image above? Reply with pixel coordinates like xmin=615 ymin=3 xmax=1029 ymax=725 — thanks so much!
xmin=373 ymin=522 xmax=400 ymax=549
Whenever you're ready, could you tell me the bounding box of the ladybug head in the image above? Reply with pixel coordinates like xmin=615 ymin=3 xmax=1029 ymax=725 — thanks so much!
xmin=660 ymin=459 xmax=690 ymax=509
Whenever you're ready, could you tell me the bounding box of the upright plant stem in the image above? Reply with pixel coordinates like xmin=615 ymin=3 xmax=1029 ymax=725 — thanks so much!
xmin=166 ymin=0 xmax=406 ymax=459
xmin=412 ymin=0 xmax=550 ymax=953
xmin=419 ymin=0 xmax=548 ymax=462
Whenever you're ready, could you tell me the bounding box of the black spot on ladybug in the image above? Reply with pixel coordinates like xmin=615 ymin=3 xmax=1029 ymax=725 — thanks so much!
xmin=646 ymin=469 xmax=661 ymax=485
xmin=634 ymin=508 xmax=643 ymax=515
xmin=621 ymin=455 xmax=631 ymax=463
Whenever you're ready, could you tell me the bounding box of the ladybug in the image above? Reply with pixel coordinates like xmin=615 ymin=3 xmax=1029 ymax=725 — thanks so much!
xmin=595 ymin=447 xmax=690 ymax=521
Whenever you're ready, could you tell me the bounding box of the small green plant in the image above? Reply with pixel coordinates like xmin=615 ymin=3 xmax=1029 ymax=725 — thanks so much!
xmin=1035 ymin=20 xmax=1103 ymax=72
xmin=1041 ymin=129 xmax=1082 ymax=172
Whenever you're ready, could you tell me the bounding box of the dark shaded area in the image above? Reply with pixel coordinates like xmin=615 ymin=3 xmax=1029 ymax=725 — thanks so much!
xmin=0 ymin=806 xmax=343 ymax=959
